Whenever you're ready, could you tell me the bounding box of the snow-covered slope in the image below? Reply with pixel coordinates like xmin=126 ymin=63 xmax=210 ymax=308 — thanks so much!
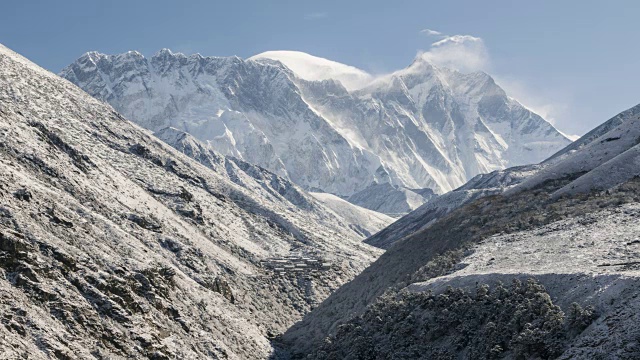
xmin=314 ymin=201 xmax=640 ymax=359
xmin=365 ymin=164 xmax=540 ymax=249
xmin=155 ymin=126 xmax=392 ymax=238
xmin=508 ymin=104 xmax=640 ymax=197
xmin=544 ymin=103 xmax=640 ymax=162
xmin=0 ymin=43 xmax=381 ymax=359
xmin=347 ymin=183 xmax=435 ymax=217
xmin=308 ymin=192 xmax=394 ymax=238
xmin=61 ymin=49 xmax=570 ymax=215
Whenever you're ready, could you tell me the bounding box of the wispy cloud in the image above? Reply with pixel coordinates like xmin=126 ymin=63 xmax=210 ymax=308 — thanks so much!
xmin=420 ymin=29 xmax=442 ymax=36
xmin=304 ymin=12 xmax=328 ymax=20
xmin=494 ymin=75 xmax=570 ymax=130
xmin=420 ymin=28 xmax=443 ymax=37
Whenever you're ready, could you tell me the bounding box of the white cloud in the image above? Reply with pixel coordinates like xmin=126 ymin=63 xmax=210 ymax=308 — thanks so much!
xmin=420 ymin=34 xmax=489 ymax=73
xmin=420 ymin=29 xmax=442 ymax=37
xmin=431 ymin=34 xmax=482 ymax=47
xmin=304 ymin=12 xmax=328 ymax=20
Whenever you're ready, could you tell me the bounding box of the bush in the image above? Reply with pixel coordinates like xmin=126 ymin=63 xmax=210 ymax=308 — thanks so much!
xmin=567 ymin=302 xmax=597 ymax=332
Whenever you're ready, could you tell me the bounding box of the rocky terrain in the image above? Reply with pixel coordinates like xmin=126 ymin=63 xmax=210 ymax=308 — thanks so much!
xmin=153 ymin=126 xmax=393 ymax=238
xmin=61 ymin=49 xmax=570 ymax=215
xmin=278 ymin=104 xmax=640 ymax=359
xmin=0 ymin=43 xmax=382 ymax=359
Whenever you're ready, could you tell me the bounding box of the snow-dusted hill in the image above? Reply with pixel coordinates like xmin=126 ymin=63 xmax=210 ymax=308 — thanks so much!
xmin=61 ymin=49 xmax=570 ymax=215
xmin=508 ymin=104 xmax=640 ymax=197
xmin=0 ymin=43 xmax=381 ymax=359
xmin=365 ymin=164 xmax=540 ymax=249
xmin=278 ymin=104 xmax=640 ymax=359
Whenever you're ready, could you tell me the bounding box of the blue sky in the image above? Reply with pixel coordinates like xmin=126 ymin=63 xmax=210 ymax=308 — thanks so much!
xmin=2 ymin=0 xmax=639 ymax=136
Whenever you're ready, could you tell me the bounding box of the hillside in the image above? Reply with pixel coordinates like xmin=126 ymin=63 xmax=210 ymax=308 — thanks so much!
xmin=278 ymin=104 xmax=640 ymax=359
xmin=0 ymin=43 xmax=381 ymax=359
xmin=153 ymin=126 xmax=394 ymax=238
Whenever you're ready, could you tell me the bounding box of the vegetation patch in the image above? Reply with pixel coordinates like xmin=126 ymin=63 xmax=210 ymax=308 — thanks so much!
xmin=314 ymin=279 xmax=596 ymax=360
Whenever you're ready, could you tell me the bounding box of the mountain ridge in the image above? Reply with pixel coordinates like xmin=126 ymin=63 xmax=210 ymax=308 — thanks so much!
xmin=61 ymin=48 xmax=571 ymax=215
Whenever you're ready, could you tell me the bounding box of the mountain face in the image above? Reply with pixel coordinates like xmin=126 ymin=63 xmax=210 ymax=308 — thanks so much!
xmin=0 ymin=43 xmax=382 ymax=359
xmin=61 ymin=50 xmax=570 ymax=214
xmin=153 ymin=126 xmax=393 ymax=237
xmin=277 ymin=104 xmax=640 ymax=359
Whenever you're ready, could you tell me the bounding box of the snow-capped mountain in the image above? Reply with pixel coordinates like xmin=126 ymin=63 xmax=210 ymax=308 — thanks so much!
xmin=5 ymin=38 xmax=640 ymax=359
xmin=0 ymin=43 xmax=382 ymax=359
xmin=61 ymin=49 xmax=571 ymax=214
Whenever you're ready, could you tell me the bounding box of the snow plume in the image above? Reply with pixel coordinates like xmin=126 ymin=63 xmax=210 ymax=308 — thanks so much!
xmin=420 ymin=34 xmax=489 ymax=73
xmin=494 ymin=74 xmax=574 ymax=137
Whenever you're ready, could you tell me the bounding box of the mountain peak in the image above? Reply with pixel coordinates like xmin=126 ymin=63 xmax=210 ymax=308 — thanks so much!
xmin=408 ymin=52 xmax=436 ymax=68
xmin=77 ymin=50 xmax=106 ymax=64
xmin=151 ymin=48 xmax=187 ymax=61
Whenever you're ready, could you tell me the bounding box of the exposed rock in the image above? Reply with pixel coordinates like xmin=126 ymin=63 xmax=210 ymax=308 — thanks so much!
xmin=13 ymin=188 xmax=32 ymax=202
xmin=126 ymin=213 xmax=162 ymax=233
xmin=45 ymin=207 xmax=73 ymax=228
xmin=210 ymin=276 xmax=235 ymax=303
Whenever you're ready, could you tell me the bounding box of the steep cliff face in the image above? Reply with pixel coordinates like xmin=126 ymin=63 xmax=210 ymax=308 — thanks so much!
xmin=0 ymin=43 xmax=381 ymax=359
xmin=61 ymin=49 xmax=570 ymax=214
